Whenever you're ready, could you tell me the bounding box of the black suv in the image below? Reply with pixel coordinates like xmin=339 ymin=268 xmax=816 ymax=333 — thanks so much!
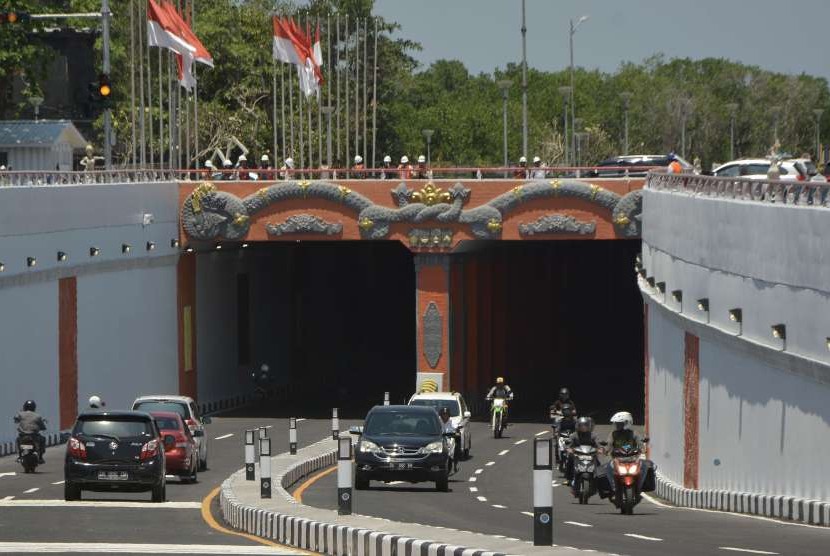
xmin=64 ymin=411 xmax=166 ymax=502
xmin=587 ymin=154 xmax=693 ymax=177
xmin=352 ymin=405 xmax=452 ymax=491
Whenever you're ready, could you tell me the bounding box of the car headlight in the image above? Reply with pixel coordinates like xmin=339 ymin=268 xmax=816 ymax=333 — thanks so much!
xmin=359 ymin=440 xmax=380 ymax=454
xmin=420 ymin=441 xmax=443 ymax=454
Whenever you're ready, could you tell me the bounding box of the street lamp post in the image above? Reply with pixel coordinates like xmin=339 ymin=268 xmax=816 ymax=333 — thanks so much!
xmin=575 ymin=131 xmax=589 ymax=170
xmin=620 ymin=91 xmax=633 ymax=156
xmin=521 ymin=0 xmax=528 ymax=160
xmin=770 ymin=105 xmax=782 ymax=145
xmin=813 ymin=108 xmax=824 ymax=161
xmin=498 ymin=80 xmax=512 ymax=175
xmin=422 ymin=129 xmax=434 ymax=166
xmin=321 ymin=106 xmax=334 ymax=169
xmin=558 ymin=86 xmax=572 ymax=165
xmin=725 ymin=103 xmax=738 ymax=160
xmin=569 ymin=15 xmax=589 ymax=169
xmin=679 ymin=98 xmax=692 ymax=159
xmin=28 ymin=96 xmax=44 ymax=122
xmin=102 ymin=0 xmax=112 ymax=169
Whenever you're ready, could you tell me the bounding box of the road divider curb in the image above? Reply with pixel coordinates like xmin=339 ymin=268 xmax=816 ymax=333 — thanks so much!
xmin=219 ymin=436 xmax=588 ymax=555
xmin=655 ymin=472 xmax=830 ymax=527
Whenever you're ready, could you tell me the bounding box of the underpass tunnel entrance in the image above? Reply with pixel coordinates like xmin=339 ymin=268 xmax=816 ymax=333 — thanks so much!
xmin=451 ymin=240 xmax=644 ymax=423
xmin=245 ymin=241 xmax=415 ymax=417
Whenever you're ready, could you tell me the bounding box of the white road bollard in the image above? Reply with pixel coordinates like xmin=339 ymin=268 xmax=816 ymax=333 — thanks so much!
xmin=533 ymin=438 xmax=554 ymax=546
xmin=244 ymin=429 xmax=255 ymax=481
xmin=383 ymin=392 xmax=390 ymax=406
xmin=289 ymin=417 xmax=298 ymax=455
xmin=332 ymin=408 xmax=340 ymax=440
xmin=260 ymin=437 xmax=272 ymax=498
xmin=337 ymin=437 xmax=353 ymax=515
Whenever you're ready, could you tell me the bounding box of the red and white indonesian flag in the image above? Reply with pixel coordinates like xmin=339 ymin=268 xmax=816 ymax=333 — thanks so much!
xmin=273 ymin=16 xmax=323 ymax=98
xmin=148 ymin=0 xmax=213 ymax=91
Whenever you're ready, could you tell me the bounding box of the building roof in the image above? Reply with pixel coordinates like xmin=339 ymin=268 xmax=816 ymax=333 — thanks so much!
xmin=0 ymin=120 xmax=87 ymax=149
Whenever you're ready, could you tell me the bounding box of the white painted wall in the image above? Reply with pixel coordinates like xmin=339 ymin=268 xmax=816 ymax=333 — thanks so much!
xmin=0 ymin=282 xmax=59 ymax=443
xmin=77 ymin=263 xmax=179 ymax=413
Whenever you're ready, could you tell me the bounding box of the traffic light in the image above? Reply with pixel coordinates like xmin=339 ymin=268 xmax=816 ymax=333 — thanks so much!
xmin=87 ymin=74 xmax=112 ymax=111
xmin=0 ymin=11 xmax=31 ymax=24
xmin=98 ymin=73 xmax=111 ymax=100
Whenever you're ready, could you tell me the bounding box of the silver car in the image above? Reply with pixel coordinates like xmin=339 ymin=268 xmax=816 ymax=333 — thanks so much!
xmin=132 ymin=395 xmax=211 ymax=471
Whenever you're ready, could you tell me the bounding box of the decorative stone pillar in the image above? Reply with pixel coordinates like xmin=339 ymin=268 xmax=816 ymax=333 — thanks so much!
xmin=414 ymin=254 xmax=452 ymax=392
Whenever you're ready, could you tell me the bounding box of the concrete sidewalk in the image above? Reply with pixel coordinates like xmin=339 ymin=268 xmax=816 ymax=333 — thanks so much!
xmin=221 ymin=436 xmax=606 ymax=556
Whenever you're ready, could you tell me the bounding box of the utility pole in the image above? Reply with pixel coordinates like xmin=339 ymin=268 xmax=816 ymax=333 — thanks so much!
xmin=102 ymin=0 xmax=112 ymax=169
xmin=726 ymin=103 xmax=738 ymax=160
xmin=498 ymin=80 xmax=512 ymax=175
xmin=620 ymin=92 xmax=633 ymax=156
xmin=520 ymin=0 xmax=528 ymax=160
xmin=569 ymin=16 xmax=588 ymax=169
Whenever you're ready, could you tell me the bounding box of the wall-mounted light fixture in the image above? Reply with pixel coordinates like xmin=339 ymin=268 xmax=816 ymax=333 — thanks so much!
xmin=142 ymin=213 xmax=155 ymax=226
xmin=146 ymin=241 xmax=156 ymax=251
xmin=671 ymin=289 xmax=683 ymax=311
xmin=242 ymin=243 xmax=249 ymax=249
xmin=26 ymin=257 xmax=37 ymax=268
xmin=646 ymin=276 xmax=655 ymax=289
xmin=121 ymin=244 xmax=132 ymax=254
xmin=0 ymin=262 xmax=5 ymax=272
xmin=57 ymin=251 xmax=68 ymax=262
xmin=826 ymin=337 xmax=830 ymax=352
xmin=89 ymin=247 xmax=100 ymax=257
xmin=171 ymin=239 xmax=180 ymax=249
xmin=215 ymin=244 xmax=222 ymax=250
xmin=771 ymin=324 xmax=786 ymax=351
xmin=638 ymin=267 xmax=647 ymax=279
xmin=697 ymin=298 xmax=709 ymax=323
xmin=729 ymin=308 xmax=743 ymax=335
xmin=185 ymin=247 xmax=194 ymax=253
xmin=656 ymin=281 xmax=666 ymax=295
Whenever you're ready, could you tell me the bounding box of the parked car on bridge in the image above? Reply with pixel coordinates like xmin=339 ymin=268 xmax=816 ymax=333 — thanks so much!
xmin=587 ymin=154 xmax=693 ymax=177
xmin=712 ymin=158 xmax=808 ymax=181
xmin=787 ymin=157 xmax=827 ymax=182
xmin=150 ymin=411 xmax=198 ymax=483
xmin=131 ymin=395 xmax=210 ymax=471
xmin=408 ymin=391 xmax=472 ymax=459
xmin=64 ymin=410 xmax=166 ymax=502
xmin=351 ymin=405 xmax=453 ymax=492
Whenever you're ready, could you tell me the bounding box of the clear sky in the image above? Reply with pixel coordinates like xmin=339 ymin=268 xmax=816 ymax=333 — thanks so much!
xmin=373 ymin=0 xmax=830 ymax=81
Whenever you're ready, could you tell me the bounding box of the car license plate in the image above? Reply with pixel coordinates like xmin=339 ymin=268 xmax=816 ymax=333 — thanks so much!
xmin=19 ymin=445 xmax=34 ymax=450
xmin=395 ymin=463 xmax=413 ymax=470
xmin=98 ymin=471 xmax=129 ymax=481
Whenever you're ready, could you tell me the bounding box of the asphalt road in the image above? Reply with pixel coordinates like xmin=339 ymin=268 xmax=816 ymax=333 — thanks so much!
xmin=0 ymin=415 xmax=343 ymax=555
xmin=299 ymin=422 xmax=830 ymax=556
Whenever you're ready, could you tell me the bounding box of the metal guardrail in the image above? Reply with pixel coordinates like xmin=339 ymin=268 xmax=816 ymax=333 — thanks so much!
xmin=647 ymin=171 xmax=830 ymax=207
xmin=0 ymin=165 xmax=657 ymax=187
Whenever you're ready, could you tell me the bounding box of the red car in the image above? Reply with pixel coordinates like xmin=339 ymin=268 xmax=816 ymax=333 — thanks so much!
xmin=150 ymin=411 xmax=198 ymax=483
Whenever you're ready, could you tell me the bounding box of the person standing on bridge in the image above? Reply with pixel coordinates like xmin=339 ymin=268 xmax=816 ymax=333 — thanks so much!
xmin=413 ymin=155 xmax=429 ymax=179
xmin=352 ymin=155 xmax=366 ymax=179
xmin=259 ymin=155 xmax=273 ymax=180
xmin=380 ymin=155 xmax=394 ymax=179
xmin=513 ymin=156 xmax=528 ymax=179
xmin=280 ymin=157 xmax=294 ymax=180
xmin=667 ymin=153 xmax=683 ymax=174
xmin=531 ymin=156 xmax=546 ymax=179
xmin=397 ymin=156 xmax=412 ymax=180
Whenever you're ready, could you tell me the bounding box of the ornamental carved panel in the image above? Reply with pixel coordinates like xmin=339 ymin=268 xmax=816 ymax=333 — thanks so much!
xmin=422 ymin=302 xmax=443 ymax=369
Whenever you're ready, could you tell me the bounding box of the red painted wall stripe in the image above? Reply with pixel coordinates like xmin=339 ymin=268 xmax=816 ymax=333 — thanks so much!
xmin=58 ymin=277 xmax=78 ymax=430
xmin=644 ymin=303 xmax=650 ymax=458
xmin=683 ymin=332 xmax=700 ymax=490
xmin=416 ymin=262 xmax=451 ymax=390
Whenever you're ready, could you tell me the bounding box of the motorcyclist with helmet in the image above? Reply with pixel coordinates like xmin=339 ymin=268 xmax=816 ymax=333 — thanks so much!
xmin=485 ymin=377 xmax=514 ymax=427
xmin=550 ymin=387 xmax=577 ymax=415
xmin=565 ymin=416 xmax=599 ymax=486
xmin=14 ymin=400 xmax=46 ymax=463
xmin=88 ymin=395 xmax=106 ymax=410
xmin=604 ymin=411 xmax=642 ymax=454
xmin=438 ymin=407 xmax=460 ymax=473
xmin=596 ymin=410 xmax=655 ymax=501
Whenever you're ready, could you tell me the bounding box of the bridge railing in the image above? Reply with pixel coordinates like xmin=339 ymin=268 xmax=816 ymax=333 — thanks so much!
xmin=647 ymin=171 xmax=830 ymax=207
xmin=0 ymin=165 xmax=659 ymax=187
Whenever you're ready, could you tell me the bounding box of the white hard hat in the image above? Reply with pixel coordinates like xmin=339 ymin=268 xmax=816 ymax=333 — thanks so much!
xmin=222 ymin=159 xmax=233 ymax=167
xmin=383 ymin=155 xmax=392 ymax=163
xmin=285 ymin=157 xmax=294 ymax=167
xmin=519 ymin=156 xmax=527 ymax=163
xmin=533 ymin=156 xmax=541 ymax=163
xmin=238 ymin=154 xmax=247 ymax=162
xmin=354 ymin=155 xmax=363 ymax=164
xmin=401 ymin=155 xmax=409 ymax=164
xmin=261 ymin=154 xmax=269 ymax=162
xmin=204 ymin=160 xmax=213 ymax=168
xmin=610 ymin=411 xmax=633 ymax=429
xmin=88 ymin=395 xmax=104 ymax=409
xmin=0 ymin=165 xmax=5 ymax=170
xmin=417 ymin=155 xmax=426 ymax=163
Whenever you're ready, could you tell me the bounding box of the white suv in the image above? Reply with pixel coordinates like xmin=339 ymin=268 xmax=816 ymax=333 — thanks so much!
xmin=408 ymin=392 xmax=472 ymax=458
xmin=713 ymin=158 xmax=807 ymax=181
xmin=132 ymin=395 xmax=211 ymax=471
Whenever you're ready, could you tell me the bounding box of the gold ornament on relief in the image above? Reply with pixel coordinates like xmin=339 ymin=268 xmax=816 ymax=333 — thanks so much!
xmin=256 ymin=187 xmax=269 ymax=199
xmin=614 ymin=214 xmax=631 ymax=226
xmin=298 ymin=180 xmax=311 ymax=196
xmin=411 ymin=182 xmax=451 ymax=206
xmin=487 ymin=218 xmax=503 ymax=233
xmin=358 ymin=216 xmax=374 ymax=230
xmin=511 ymin=185 xmax=524 ymax=199
xmin=338 ymin=185 xmax=351 ymax=200
xmin=589 ymin=184 xmax=602 ymax=200
xmin=191 ymin=182 xmax=216 ymax=214
xmin=232 ymin=213 xmax=249 ymax=226
xmin=549 ymin=179 xmax=561 ymax=195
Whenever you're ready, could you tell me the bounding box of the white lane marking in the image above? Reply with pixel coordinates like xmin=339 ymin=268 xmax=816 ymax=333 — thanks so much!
xmin=552 ymin=481 xmax=561 ymax=487
xmin=387 ymin=481 xmax=404 ymax=485
xmin=468 ymin=477 xmax=477 ymax=482
xmin=22 ymin=488 xmax=39 ymax=494
xmin=491 ymin=504 xmax=507 ymax=509
xmin=535 ymin=431 xmax=549 ymax=436
xmin=640 ymin=492 xmax=670 ymax=507
xmin=485 ymin=461 xmax=495 ymax=466
xmin=214 ymin=433 xmax=234 ymax=440
xmin=521 ymin=511 xmax=534 ymax=516
xmin=0 ymin=472 xmax=17 ymax=478
xmin=514 ymin=439 xmax=527 ymax=445
xmin=0 ymin=499 xmax=202 ymax=509
xmin=719 ymin=548 xmax=779 ymax=555
xmin=296 ymin=418 xmax=307 ymax=422
xmin=624 ymin=533 xmax=663 ymax=542
xmin=476 ymin=496 xmax=488 ymax=502
xmin=469 ymin=487 xmax=478 ymax=492
xmin=474 ymin=468 xmax=483 ymax=475
xmin=497 ymin=449 xmax=509 ymax=456
xmin=564 ymin=521 xmax=593 ymax=528
xmin=51 ymin=480 xmax=65 ymax=485
xmin=0 ymin=543 xmax=300 ymax=554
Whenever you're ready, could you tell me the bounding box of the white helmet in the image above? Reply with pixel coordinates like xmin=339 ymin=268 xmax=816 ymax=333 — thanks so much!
xmin=400 ymin=155 xmax=409 ymax=164
xmin=261 ymin=154 xmax=269 ymax=162
xmin=354 ymin=155 xmax=363 ymax=164
xmin=204 ymin=160 xmax=214 ymax=169
xmin=238 ymin=154 xmax=247 ymax=162
xmin=88 ymin=395 xmax=105 ymax=409
xmin=519 ymin=156 xmax=527 ymax=164
xmin=610 ymin=411 xmax=633 ymax=430
xmin=383 ymin=155 xmax=392 ymax=163
xmin=284 ymin=157 xmax=294 ymax=168
xmin=222 ymin=159 xmax=233 ymax=168
xmin=417 ymin=155 xmax=426 ymax=163
xmin=533 ymin=156 xmax=542 ymax=164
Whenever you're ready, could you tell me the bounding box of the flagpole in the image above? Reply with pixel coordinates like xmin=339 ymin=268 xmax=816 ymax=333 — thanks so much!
xmin=289 ymin=59 xmax=295 ymax=160
xmin=158 ymin=46 xmax=164 ymax=170
xmin=317 ymin=15 xmax=323 ymax=169
xmin=335 ymin=13 xmax=341 ymax=168
xmin=168 ymin=51 xmax=174 ymax=170
xmin=147 ymin=10 xmax=154 ymax=168
xmin=362 ymin=17 xmax=368 ymax=166
xmin=192 ymin=0 xmax=199 ymax=170
xmin=344 ymin=13 xmax=350 ymax=171
xmin=272 ymin=56 xmax=278 ymax=166
xmin=281 ymin=64 xmax=286 ymax=163
xmin=306 ymin=11 xmax=312 ymax=171
xmin=299 ymin=63 xmax=305 ymax=172
xmin=353 ymin=16 xmax=359 ymax=163
xmin=371 ymin=17 xmax=378 ymax=169
xmin=130 ymin=0 xmax=137 ymax=168
xmin=138 ymin=0 xmax=146 ymax=168
xmin=176 ymin=0 xmax=183 ymax=171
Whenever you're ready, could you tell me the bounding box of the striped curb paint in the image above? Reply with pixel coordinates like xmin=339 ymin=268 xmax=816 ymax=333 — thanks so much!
xmin=0 ymin=431 xmax=69 ymax=458
xmin=655 ymin=472 xmax=830 ymax=527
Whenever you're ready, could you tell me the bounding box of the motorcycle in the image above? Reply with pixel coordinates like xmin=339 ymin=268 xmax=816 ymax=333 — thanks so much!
xmin=601 ymin=439 xmax=654 ymax=515
xmin=489 ymin=398 xmax=508 ymax=438
xmin=570 ymin=444 xmax=599 ymax=505
xmin=555 ymin=431 xmax=570 ymax=473
xmin=17 ymin=433 xmax=40 ymax=473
